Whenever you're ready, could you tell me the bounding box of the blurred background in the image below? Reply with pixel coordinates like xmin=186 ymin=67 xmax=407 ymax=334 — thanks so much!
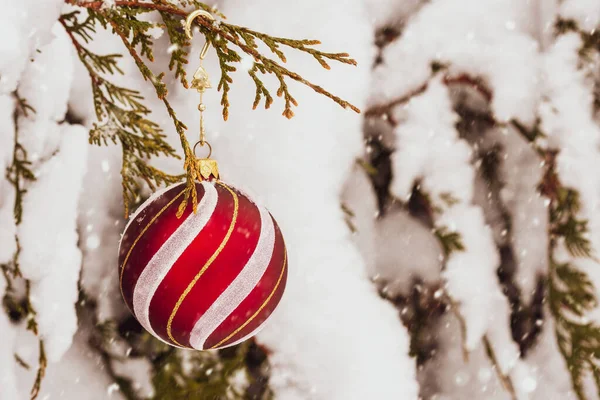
xmin=1 ymin=0 xmax=599 ymax=399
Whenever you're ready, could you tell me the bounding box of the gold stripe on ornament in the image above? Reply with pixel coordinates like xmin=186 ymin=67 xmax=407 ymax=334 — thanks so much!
xmin=210 ymin=250 xmax=287 ymax=349
xmin=119 ymin=188 xmax=187 ymax=299
xmin=166 ymin=182 xmax=239 ymax=347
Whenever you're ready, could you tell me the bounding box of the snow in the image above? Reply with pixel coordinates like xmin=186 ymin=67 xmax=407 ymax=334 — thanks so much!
xmin=16 ymin=325 xmax=126 ymax=400
xmin=540 ymin=33 xmax=600 ymax=225
xmin=420 ymin=313 xmax=513 ymax=400
xmin=164 ymin=0 xmax=420 ymax=398
xmin=111 ymin=357 xmax=155 ymax=398
xmin=540 ymin=31 xmax=600 ymax=337
xmin=371 ymin=0 xmax=540 ymax=125
xmin=494 ymin=126 xmax=548 ymax=302
xmin=0 ymin=278 xmax=19 ymax=400
xmin=78 ymin=145 xmax=127 ymax=323
xmin=374 ymin=208 xmax=444 ymax=296
xmin=0 ymin=0 xmax=63 ymax=93
xmin=0 ymin=95 xmax=17 ymax=264
xmin=364 ymin=0 xmax=422 ymax=29
xmin=388 ymin=79 xmax=533 ymax=394
xmin=1 ymin=0 xmax=600 ymax=398
xmin=19 ymin=124 xmax=88 ymax=362
xmin=13 ymin=20 xmax=88 ymax=363
xmin=341 ymin=162 xmax=443 ymax=298
xmin=559 ymin=0 xmax=600 ymax=32
xmin=340 ymin=165 xmax=379 ymax=278
xmin=525 ymin=312 xmax=578 ymax=400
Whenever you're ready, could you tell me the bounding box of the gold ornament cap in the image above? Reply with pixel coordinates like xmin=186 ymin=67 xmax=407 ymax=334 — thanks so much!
xmin=197 ymin=158 xmax=219 ymax=180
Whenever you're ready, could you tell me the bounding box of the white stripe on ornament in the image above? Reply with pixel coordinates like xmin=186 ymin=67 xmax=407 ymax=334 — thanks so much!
xmin=133 ymin=181 xmax=218 ymax=344
xmin=120 ymin=183 xmax=182 ymax=244
xmin=217 ymin=309 xmax=277 ymax=349
xmin=189 ymin=206 xmax=275 ymax=350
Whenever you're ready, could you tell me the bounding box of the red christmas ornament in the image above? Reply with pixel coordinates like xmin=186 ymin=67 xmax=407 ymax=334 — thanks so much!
xmin=118 ymin=178 xmax=288 ymax=350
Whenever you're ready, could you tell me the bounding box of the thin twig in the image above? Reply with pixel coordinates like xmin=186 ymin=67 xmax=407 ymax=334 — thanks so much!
xmin=365 ymin=74 xmax=492 ymax=120
xmin=483 ymin=336 xmax=518 ymax=400
xmin=30 ymin=341 xmax=47 ymax=400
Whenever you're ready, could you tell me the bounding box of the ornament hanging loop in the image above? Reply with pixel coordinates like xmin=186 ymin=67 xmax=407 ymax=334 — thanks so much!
xmin=193 ymin=140 xmax=212 ymax=159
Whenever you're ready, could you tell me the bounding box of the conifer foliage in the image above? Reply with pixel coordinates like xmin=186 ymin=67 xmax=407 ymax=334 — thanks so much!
xmin=61 ymin=0 xmax=359 ymax=216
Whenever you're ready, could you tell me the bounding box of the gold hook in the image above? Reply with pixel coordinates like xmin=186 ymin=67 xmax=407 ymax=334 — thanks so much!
xmin=184 ymin=9 xmax=215 ymax=61
xmin=185 ymin=10 xmax=215 ymax=151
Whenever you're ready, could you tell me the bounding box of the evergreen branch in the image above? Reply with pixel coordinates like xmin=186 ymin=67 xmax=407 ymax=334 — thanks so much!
xmin=225 ymin=23 xmax=356 ymax=69
xmin=340 ymin=202 xmax=357 ymax=233
xmin=356 ymin=158 xmax=378 ymax=176
xmin=7 ymin=96 xmax=36 ymax=225
xmin=209 ymin=31 xmax=239 ymax=120
xmin=105 ymin=15 xmax=201 ymax=216
xmin=248 ymin=64 xmax=274 ymax=111
xmin=505 ymin=105 xmax=600 ymax=399
xmin=5 ymin=95 xmax=46 ymax=399
xmin=66 ymin=0 xmax=361 ymax=119
xmin=549 ymin=257 xmax=600 ymax=400
xmin=60 ymin=11 xmax=182 ymax=217
xmin=159 ymin=11 xmax=191 ymax=88
xmin=30 ymin=341 xmax=47 ymax=400
xmin=542 ymin=152 xmax=600 ymax=400
xmin=434 ymin=226 xmax=465 ymax=257
xmin=212 ymin=22 xmax=360 ymax=119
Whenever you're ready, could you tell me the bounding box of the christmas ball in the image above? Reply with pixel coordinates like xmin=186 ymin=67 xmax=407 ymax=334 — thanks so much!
xmin=118 ymin=180 xmax=288 ymax=350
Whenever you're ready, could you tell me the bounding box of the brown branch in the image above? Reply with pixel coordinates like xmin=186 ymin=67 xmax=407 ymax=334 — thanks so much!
xmin=483 ymin=336 xmax=518 ymax=400
xmin=66 ymin=0 xmax=185 ymax=15
xmin=365 ymin=81 xmax=428 ymax=119
xmin=365 ymin=73 xmax=492 ymax=120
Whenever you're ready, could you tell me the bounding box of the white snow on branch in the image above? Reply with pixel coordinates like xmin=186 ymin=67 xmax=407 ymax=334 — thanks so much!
xmin=364 ymin=0 xmax=422 ymax=29
xmin=559 ymin=0 xmax=600 ymax=32
xmin=0 ymin=95 xmax=17 ymax=264
xmin=421 ymin=313 xmax=538 ymax=400
xmin=390 ymin=78 xmax=474 ymax=204
xmin=525 ymin=311 xmax=578 ymax=400
xmin=494 ymin=127 xmax=548 ymax=302
xmin=540 ymin=32 xmax=600 ymax=316
xmin=78 ymin=145 xmax=127 ymax=323
xmin=389 ymin=79 xmax=534 ymax=397
xmin=18 ymin=124 xmax=88 ymax=362
xmin=0 ymin=0 xmax=64 ymax=94
xmin=540 ymin=33 xmax=600 ymax=229
xmin=0 ymin=93 xmax=19 ymax=400
xmin=111 ymin=357 xmax=155 ymax=399
xmin=17 ymin=24 xmax=75 ymax=161
xmin=375 ymin=208 xmax=444 ymax=297
xmin=372 ymin=0 xmax=539 ymax=124
xmin=0 ymin=278 xmax=19 ymax=400
xmin=341 ymin=163 xmax=444 ymax=298
xmin=15 ymin=23 xmax=87 ymax=362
